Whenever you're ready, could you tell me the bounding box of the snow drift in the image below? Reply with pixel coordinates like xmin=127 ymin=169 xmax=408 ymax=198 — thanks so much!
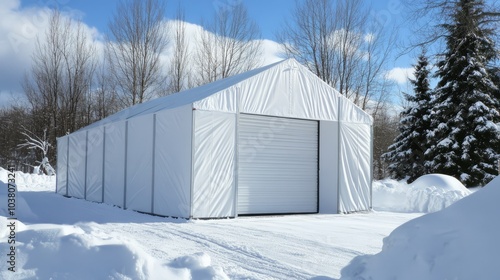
xmin=0 ymin=169 xmax=229 ymax=280
xmin=0 ymin=217 xmax=229 ymax=280
xmin=373 ymin=174 xmax=471 ymax=213
xmin=0 ymin=219 xmax=181 ymax=280
xmin=341 ymin=175 xmax=500 ymax=280
xmin=0 ymin=167 xmax=55 ymax=192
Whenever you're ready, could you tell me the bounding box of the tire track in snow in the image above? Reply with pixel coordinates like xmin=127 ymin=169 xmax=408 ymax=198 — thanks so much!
xmin=99 ymin=222 xmax=313 ymax=279
xmin=149 ymin=224 xmax=312 ymax=279
xmin=206 ymin=222 xmax=366 ymax=277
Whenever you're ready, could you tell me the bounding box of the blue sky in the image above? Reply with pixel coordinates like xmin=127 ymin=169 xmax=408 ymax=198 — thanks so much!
xmin=20 ymin=0 xmax=296 ymax=40
xmin=0 ymin=0 xmax=413 ymax=106
xmin=19 ymin=0 xmax=406 ymax=44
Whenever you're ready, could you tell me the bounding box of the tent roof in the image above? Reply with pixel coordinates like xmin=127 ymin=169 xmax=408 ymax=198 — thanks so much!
xmin=80 ymin=59 xmax=371 ymax=132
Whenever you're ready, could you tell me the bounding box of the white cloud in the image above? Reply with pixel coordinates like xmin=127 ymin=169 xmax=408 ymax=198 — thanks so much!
xmin=0 ymin=0 xmax=105 ymax=106
xmin=260 ymin=39 xmax=285 ymax=65
xmin=0 ymin=1 xmax=50 ymax=95
xmin=158 ymin=19 xmax=283 ymax=80
xmin=364 ymin=33 xmax=375 ymax=43
xmin=0 ymin=2 xmax=283 ymax=106
xmin=385 ymin=67 xmax=414 ymax=84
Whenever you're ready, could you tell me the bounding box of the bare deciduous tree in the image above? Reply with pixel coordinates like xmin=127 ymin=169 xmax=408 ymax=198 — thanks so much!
xmin=18 ymin=127 xmax=56 ymax=175
xmin=22 ymin=10 xmax=96 ymax=162
xmin=166 ymin=7 xmax=191 ymax=94
xmin=278 ymin=0 xmax=337 ymax=85
xmin=356 ymin=23 xmax=395 ymax=111
xmin=373 ymin=105 xmax=400 ymax=179
xmin=0 ymin=105 xmax=33 ymax=173
xmin=86 ymin=62 xmax=120 ymax=121
xmin=278 ymin=0 xmax=396 ymax=110
xmin=63 ymin=21 xmax=97 ymax=130
xmin=334 ymin=0 xmax=367 ymax=98
xmin=196 ymin=3 xmax=262 ymax=85
xmin=106 ymin=0 xmax=169 ymax=106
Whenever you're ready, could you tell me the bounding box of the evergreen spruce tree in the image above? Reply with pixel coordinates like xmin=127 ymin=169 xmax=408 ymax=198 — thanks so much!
xmin=384 ymin=50 xmax=433 ymax=183
xmin=426 ymin=0 xmax=500 ymax=187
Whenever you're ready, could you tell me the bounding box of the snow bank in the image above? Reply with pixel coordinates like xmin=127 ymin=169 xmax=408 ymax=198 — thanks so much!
xmin=170 ymin=252 xmax=230 ymax=280
xmin=341 ymin=175 xmax=500 ymax=280
xmin=0 ymin=218 xmax=229 ymax=280
xmin=0 ymin=167 xmax=55 ymax=192
xmin=0 ymin=168 xmax=229 ymax=280
xmin=0 ymin=222 xmax=183 ymax=280
xmin=0 ymin=178 xmax=37 ymax=220
xmin=373 ymin=174 xmax=471 ymax=213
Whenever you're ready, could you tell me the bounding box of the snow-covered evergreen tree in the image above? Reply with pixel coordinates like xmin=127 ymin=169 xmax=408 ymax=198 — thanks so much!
xmin=426 ymin=0 xmax=500 ymax=187
xmin=384 ymin=50 xmax=433 ymax=182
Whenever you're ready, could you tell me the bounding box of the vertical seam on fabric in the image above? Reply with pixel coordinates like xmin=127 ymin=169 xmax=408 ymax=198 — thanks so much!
xmin=65 ymin=137 xmax=70 ymax=196
xmin=337 ymin=97 xmax=342 ymax=214
xmin=151 ymin=114 xmax=157 ymax=214
xmin=102 ymin=126 xmax=106 ymax=203
xmin=234 ymin=87 xmax=241 ymax=218
xmin=84 ymin=131 xmax=88 ymax=200
xmin=124 ymin=121 xmax=129 ymax=209
xmin=189 ymin=108 xmax=195 ymax=219
xmin=316 ymin=120 xmax=320 ymax=213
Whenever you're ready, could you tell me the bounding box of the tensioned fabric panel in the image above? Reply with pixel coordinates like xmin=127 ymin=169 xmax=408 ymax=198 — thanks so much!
xmin=153 ymin=106 xmax=192 ymax=218
xmin=319 ymin=121 xmax=339 ymax=214
xmin=67 ymin=131 xmax=87 ymax=199
xmin=126 ymin=114 xmax=154 ymax=213
xmin=103 ymin=121 xmax=126 ymax=207
xmin=193 ymin=59 xmax=371 ymax=124
xmin=238 ymin=114 xmax=318 ymax=215
xmin=56 ymin=137 xmax=68 ymax=195
xmin=338 ymin=123 xmax=372 ymax=213
xmin=192 ymin=110 xmax=236 ymax=218
xmin=85 ymin=126 xmax=104 ymax=202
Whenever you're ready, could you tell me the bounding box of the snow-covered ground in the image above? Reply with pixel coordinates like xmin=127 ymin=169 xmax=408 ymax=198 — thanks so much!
xmin=373 ymin=174 xmax=471 ymax=213
xmin=0 ymin=168 xmax=477 ymax=279
xmin=341 ymin=175 xmax=500 ymax=280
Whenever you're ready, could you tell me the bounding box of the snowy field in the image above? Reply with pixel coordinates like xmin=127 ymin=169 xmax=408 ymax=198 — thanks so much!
xmin=0 ymin=168 xmax=481 ymax=279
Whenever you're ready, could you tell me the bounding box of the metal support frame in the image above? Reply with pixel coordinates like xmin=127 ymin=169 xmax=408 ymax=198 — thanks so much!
xmin=233 ymin=87 xmax=241 ymax=218
xmin=65 ymin=137 xmax=70 ymax=196
xmin=189 ymin=108 xmax=196 ymax=218
xmin=84 ymin=131 xmax=89 ymax=200
xmin=123 ymin=121 xmax=129 ymax=209
xmin=336 ymin=96 xmax=342 ymax=214
xmin=101 ymin=126 xmax=106 ymax=203
xmin=151 ymin=114 xmax=157 ymax=214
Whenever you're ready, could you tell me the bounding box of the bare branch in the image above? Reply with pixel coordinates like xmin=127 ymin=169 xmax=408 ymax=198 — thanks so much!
xmin=195 ymin=3 xmax=262 ymax=85
xmin=106 ymin=0 xmax=169 ymax=105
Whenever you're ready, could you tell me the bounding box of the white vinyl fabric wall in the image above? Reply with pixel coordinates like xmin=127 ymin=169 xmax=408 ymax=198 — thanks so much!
xmin=125 ymin=114 xmax=154 ymax=213
xmin=57 ymin=106 xmax=193 ymax=218
xmin=338 ymin=123 xmax=372 ymax=213
xmin=67 ymin=131 xmax=86 ymax=199
xmin=56 ymin=137 xmax=68 ymax=195
xmin=192 ymin=110 xmax=236 ymax=218
xmin=103 ymin=121 xmax=126 ymax=208
xmin=86 ymin=126 xmax=104 ymax=202
xmin=153 ymin=106 xmax=192 ymax=218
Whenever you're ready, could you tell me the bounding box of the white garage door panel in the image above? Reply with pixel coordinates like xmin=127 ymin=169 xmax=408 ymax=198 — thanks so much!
xmin=238 ymin=114 xmax=318 ymax=214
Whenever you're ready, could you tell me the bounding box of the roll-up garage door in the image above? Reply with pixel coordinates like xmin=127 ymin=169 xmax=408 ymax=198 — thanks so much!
xmin=238 ymin=114 xmax=318 ymax=215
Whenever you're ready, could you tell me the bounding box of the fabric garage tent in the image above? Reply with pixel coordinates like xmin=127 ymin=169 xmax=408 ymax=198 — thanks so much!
xmin=56 ymin=59 xmax=373 ymax=218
